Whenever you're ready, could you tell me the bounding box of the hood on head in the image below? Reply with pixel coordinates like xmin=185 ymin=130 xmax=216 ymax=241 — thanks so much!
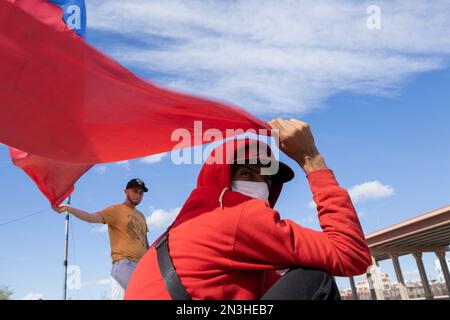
xmin=197 ymin=138 xmax=294 ymax=208
xmin=171 ymin=138 xmax=295 ymax=228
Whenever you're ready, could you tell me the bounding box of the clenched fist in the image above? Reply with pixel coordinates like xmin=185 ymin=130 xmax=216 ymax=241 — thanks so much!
xmin=52 ymin=204 xmax=71 ymax=214
xmin=268 ymin=118 xmax=327 ymax=174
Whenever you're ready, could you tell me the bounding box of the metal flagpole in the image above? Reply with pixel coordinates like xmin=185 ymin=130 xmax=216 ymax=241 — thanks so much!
xmin=63 ymin=195 xmax=71 ymax=300
xmin=60 ymin=0 xmax=86 ymax=300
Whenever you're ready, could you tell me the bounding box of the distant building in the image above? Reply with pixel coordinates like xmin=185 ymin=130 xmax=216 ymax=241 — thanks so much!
xmin=380 ymin=272 xmax=392 ymax=290
xmin=434 ymin=257 xmax=450 ymax=283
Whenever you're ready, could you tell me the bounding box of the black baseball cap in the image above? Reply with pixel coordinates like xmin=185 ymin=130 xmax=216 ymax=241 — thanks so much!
xmin=233 ymin=139 xmax=295 ymax=184
xmin=126 ymin=178 xmax=148 ymax=192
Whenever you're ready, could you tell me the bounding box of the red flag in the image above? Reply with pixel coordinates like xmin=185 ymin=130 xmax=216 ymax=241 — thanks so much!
xmin=5 ymin=0 xmax=72 ymax=33
xmin=10 ymin=148 xmax=92 ymax=205
xmin=5 ymin=0 xmax=90 ymax=205
xmin=0 ymin=1 xmax=268 ymax=204
xmin=0 ymin=0 xmax=268 ymax=164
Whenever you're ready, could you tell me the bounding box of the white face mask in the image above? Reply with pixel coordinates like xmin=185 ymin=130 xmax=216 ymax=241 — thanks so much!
xmin=231 ymin=180 xmax=270 ymax=201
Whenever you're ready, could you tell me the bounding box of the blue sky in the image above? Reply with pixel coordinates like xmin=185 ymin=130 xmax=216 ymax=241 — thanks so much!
xmin=1 ymin=0 xmax=450 ymax=299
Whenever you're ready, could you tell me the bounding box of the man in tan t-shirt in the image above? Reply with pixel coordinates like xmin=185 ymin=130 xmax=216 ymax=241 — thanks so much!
xmin=52 ymin=178 xmax=150 ymax=289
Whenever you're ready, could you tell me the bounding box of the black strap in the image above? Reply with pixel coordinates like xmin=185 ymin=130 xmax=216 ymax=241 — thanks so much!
xmin=156 ymin=232 xmax=192 ymax=300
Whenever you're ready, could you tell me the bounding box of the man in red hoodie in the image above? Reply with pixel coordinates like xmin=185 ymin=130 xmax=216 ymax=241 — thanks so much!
xmin=125 ymin=118 xmax=372 ymax=300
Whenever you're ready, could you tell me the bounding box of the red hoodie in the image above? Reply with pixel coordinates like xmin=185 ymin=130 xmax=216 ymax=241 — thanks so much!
xmin=125 ymin=139 xmax=372 ymax=300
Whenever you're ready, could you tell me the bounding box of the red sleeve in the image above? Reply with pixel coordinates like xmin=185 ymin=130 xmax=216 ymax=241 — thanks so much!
xmin=231 ymin=169 xmax=372 ymax=277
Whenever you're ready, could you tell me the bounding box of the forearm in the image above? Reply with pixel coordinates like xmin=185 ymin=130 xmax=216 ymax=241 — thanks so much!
xmin=67 ymin=207 xmax=98 ymax=223
xmin=298 ymin=154 xmax=328 ymax=175
xmin=233 ymin=195 xmax=370 ymax=277
xmin=307 ymin=169 xmax=372 ymax=275
xmin=233 ymin=170 xmax=371 ymax=276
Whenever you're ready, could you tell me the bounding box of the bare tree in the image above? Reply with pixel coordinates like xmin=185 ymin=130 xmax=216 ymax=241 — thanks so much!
xmin=0 ymin=286 xmax=13 ymax=300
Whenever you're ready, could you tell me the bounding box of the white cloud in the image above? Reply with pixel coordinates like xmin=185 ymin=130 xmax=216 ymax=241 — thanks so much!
xmin=114 ymin=160 xmax=130 ymax=168
xmin=146 ymin=207 xmax=181 ymax=230
xmin=348 ymin=181 xmax=395 ymax=204
xmin=93 ymin=224 xmax=108 ymax=234
xmin=358 ymin=211 xmax=368 ymax=218
xmin=81 ymin=278 xmax=112 ymax=288
xmin=298 ymin=213 xmax=316 ymax=225
xmin=139 ymin=153 xmax=167 ymax=164
xmin=94 ymin=278 xmax=112 ymax=286
xmin=22 ymin=292 xmax=44 ymax=300
xmin=94 ymin=165 xmax=108 ymax=175
xmin=86 ymin=0 xmax=450 ymax=115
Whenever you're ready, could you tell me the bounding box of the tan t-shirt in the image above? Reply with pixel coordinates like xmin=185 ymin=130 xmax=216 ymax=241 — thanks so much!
xmin=99 ymin=204 xmax=149 ymax=263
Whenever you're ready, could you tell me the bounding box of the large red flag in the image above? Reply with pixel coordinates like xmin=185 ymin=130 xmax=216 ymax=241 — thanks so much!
xmin=4 ymin=0 xmax=73 ymax=33
xmin=9 ymin=148 xmax=92 ymax=205
xmin=0 ymin=1 xmax=268 ymax=204
xmin=5 ymin=0 xmax=91 ymax=206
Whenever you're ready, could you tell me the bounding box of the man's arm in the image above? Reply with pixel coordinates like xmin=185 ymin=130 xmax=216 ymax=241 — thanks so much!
xmin=229 ymin=118 xmax=372 ymax=276
xmin=232 ymin=171 xmax=372 ymax=276
xmin=268 ymin=118 xmax=328 ymax=175
xmin=52 ymin=205 xmax=105 ymax=224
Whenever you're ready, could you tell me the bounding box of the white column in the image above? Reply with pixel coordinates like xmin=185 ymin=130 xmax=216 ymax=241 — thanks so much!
xmin=435 ymin=250 xmax=450 ymax=297
xmin=367 ymin=256 xmax=385 ymax=300
xmin=412 ymin=252 xmax=433 ymax=300
xmin=374 ymin=257 xmax=385 ymax=300
xmin=349 ymin=277 xmax=359 ymax=300
xmin=389 ymin=253 xmax=409 ymax=300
